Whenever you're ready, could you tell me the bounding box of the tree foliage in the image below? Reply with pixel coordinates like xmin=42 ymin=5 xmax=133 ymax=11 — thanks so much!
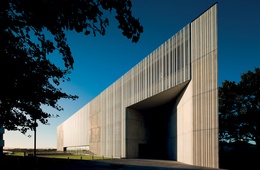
xmin=219 ymin=67 xmax=260 ymax=149
xmin=0 ymin=0 xmax=143 ymax=133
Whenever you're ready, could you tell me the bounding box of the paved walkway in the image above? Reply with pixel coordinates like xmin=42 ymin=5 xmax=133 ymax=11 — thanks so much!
xmin=87 ymin=159 xmax=226 ymax=170
xmin=1 ymin=155 xmax=227 ymax=170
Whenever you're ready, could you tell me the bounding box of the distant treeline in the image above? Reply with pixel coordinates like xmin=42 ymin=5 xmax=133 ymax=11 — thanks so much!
xmin=5 ymin=148 xmax=57 ymax=152
xmin=3 ymin=148 xmax=70 ymax=155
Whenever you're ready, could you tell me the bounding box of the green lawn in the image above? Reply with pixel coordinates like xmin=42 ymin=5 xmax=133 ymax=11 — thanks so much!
xmin=7 ymin=151 xmax=111 ymax=160
xmin=37 ymin=154 xmax=108 ymax=160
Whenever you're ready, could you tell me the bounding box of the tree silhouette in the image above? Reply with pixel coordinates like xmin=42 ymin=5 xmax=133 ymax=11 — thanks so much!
xmin=0 ymin=0 xmax=143 ymax=133
xmin=219 ymin=67 xmax=260 ymax=151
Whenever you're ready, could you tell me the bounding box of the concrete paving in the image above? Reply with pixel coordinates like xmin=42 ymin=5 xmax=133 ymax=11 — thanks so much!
xmin=1 ymin=156 xmax=228 ymax=170
xmin=89 ymin=159 xmax=226 ymax=170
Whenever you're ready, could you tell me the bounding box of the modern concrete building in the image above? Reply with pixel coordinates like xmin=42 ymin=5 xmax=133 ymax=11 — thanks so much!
xmin=57 ymin=3 xmax=218 ymax=168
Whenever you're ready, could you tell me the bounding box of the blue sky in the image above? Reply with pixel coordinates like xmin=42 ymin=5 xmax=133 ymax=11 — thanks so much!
xmin=4 ymin=0 xmax=260 ymax=149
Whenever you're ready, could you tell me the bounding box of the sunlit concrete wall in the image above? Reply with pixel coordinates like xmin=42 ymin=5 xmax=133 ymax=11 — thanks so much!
xmin=57 ymin=105 xmax=89 ymax=151
xmin=191 ymin=4 xmax=218 ymax=167
xmin=57 ymin=3 xmax=218 ymax=168
xmin=173 ymin=4 xmax=218 ymax=167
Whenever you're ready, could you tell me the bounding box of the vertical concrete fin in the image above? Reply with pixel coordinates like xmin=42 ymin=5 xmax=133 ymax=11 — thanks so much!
xmin=191 ymin=3 xmax=218 ymax=168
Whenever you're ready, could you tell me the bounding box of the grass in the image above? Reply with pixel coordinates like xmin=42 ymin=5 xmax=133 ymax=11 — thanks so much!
xmin=8 ymin=151 xmax=24 ymax=156
xmin=6 ymin=151 xmax=112 ymax=160
xmin=1 ymin=151 xmax=115 ymax=170
xmin=37 ymin=154 xmax=109 ymax=160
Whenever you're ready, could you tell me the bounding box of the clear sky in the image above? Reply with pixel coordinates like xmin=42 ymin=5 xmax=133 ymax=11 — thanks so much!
xmin=4 ymin=0 xmax=260 ymax=149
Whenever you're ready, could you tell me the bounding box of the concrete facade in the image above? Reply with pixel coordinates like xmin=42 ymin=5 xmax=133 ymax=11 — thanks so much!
xmin=57 ymin=4 xmax=218 ymax=168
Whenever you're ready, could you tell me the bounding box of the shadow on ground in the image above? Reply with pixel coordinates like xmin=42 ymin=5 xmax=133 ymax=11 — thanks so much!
xmin=2 ymin=150 xmax=260 ymax=170
xmin=0 ymin=156 xmax=223 ymax=170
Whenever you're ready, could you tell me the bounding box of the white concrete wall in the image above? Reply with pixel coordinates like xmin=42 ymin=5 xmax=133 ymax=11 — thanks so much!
xmin=173 ymin=4 xmax=218 ymax=167
xmin=190 ymin=4 xmax=218 ymax=168
xmin=176 ymin=81 xmax=194 ymax=165
xmin=57 ymin=104 xmax=89 ymax=150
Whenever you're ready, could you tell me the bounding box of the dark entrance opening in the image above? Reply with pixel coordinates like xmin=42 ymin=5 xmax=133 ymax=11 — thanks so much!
xmin=137 ymin=101 xmax=175 ymax=160
xmin=126 ymin=81 xmax=189 ymax=160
